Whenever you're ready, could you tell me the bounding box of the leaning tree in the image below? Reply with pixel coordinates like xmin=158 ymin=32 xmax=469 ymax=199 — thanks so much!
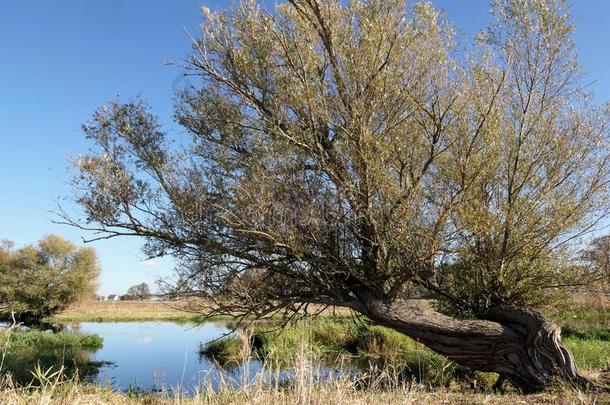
xmin=63 ymin=0 xmax=610 ymax=393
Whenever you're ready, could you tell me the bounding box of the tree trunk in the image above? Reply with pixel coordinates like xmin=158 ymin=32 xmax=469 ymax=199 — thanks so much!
xmin=351 ymin=297 xmax=589 ymax=394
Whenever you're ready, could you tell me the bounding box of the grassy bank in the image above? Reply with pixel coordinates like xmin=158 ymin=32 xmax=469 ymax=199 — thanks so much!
xmin=2 ymin=296 xmax=610 ymax=404
xmin=203 ymin=320 xmax=477 ymax=388
xmin=0 ymin=330 xmax=102 ymax=351
xmin=202 ymin=318 xmax=610 ymax=389
xmin=0 ymin=329 xmax=104 ymax=386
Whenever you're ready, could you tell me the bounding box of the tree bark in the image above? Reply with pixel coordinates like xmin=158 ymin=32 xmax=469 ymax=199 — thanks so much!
xmin=350 ymin=297 xmax=590 ymax=394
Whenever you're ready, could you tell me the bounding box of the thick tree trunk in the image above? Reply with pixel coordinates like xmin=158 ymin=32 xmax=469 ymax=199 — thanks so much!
xmin=351 ymin=297 xmax=589 ymax=394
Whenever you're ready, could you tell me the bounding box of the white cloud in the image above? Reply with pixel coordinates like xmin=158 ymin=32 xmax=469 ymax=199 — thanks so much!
xmin=135 ymin=336 xmax=153 ymax=345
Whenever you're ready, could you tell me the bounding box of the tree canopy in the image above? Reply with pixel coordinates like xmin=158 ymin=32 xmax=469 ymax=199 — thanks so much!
xmin=0 ymin=235 xmax=100 ymax=325
xmin=126 ymin=282 xmax=152 ymax=300
xmin=63 ymin=0 xmax=610 ymax=392
xmin=68 ymin=0 xmax=610 ymax=317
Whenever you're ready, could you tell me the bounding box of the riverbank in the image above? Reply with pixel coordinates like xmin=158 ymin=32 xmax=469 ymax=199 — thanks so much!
xmin=201 ymin=318 xmax=610 ymax=388
xmin=0 ymin=330 xmax=102 ymax=350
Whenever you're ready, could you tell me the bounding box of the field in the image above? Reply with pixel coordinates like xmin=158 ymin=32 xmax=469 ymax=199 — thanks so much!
xmin=48 ymin=300 xmax=205 ymax=323
xmin=48 ymin=300 xmax=352 ymax=323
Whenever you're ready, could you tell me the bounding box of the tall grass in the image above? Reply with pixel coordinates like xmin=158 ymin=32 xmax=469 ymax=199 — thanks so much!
xmin=0 ymin=325 xmax=104 ymax=387
xmin=202 ymin=320 xmax=497 ymax=389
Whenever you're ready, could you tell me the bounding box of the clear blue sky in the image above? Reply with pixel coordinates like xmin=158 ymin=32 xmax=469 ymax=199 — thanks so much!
xmin=1 ymin=1 xmax=609 ymax=296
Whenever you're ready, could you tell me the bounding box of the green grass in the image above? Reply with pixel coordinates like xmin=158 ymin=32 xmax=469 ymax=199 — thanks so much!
xmin=200 ymin=337 xmax=244 ymax=367
xmin=202 ymin=319 xmax=492 ymax=387
xmin=561 ymin=324 xmax=610 ymax=341
xmin=203 ymin=317 xmax=610 ymax=390
xmin=550 ymin=307 xmax=609 ymax=333
xmin=0 ymin=330 xmax=104 ymax=386
xmin=563 ymin=337 xmax=610 ymax=371
xmin=0 ymin=330 xmax=103 ymax=351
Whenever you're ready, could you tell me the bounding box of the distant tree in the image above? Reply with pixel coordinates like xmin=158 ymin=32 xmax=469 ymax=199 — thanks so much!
xmin=126 ymin=283 xmax=151 ymax=300
xmin=64 ymin=0 xmax=610 ymax=393
xmin=0 ymin=235 xmax=100 ymax=326
xmin=580 ymin=236 xmax=610 ymax=291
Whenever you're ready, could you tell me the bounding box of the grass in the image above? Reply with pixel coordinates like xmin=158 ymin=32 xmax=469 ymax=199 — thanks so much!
xmin=546 ymin=294 xmax=610 ymax=372
xmin=0 ymin=329 xmax=105 ymax=386
xmin=0 ymin=330 xmax=103 ymax=351
xmin=202 ymin=317 xmax=610 ymax=390
xmin=26 ymin=295 xmax=610 ymax=402
xmin=0 ymin=356 xmax=607 ymax=405
xmin=202 ymin=319 xmax=494 ymax=388
xmin=564 ymin=337 xmax=610 ymax=371
xmin=1 ymin=296 xmax=609 ymax=403
xmin=0 ymin=383 xmax=605 ymax=405
xmin=48 ymin=300 xmax=352 ymax=323
xmin=46 ymin=300 xmax=207 ymax=323
xmin=548 ymin=294 xmax=610 ymax=330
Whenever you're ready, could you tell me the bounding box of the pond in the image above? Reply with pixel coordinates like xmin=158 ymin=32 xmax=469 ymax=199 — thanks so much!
xmin=78 ymin=321 xmax=262 ymax=392
xmin=2 ymin=321 xmax=355 ymax=393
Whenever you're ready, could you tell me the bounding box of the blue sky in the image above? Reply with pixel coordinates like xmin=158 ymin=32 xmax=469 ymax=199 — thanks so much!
xmin=1 ymin=1 xmax=609 ymax=296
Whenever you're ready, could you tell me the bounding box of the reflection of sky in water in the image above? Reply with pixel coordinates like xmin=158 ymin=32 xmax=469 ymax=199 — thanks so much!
xmin=77 ymin=321 xmax=256 ymax=392
xmin=75 ymin=321 xmax=358 ymax=393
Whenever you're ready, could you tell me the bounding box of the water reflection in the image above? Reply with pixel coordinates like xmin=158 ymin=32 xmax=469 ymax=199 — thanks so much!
xmin=1 ymin=321 xmax=359 ymax=393
xmin=1 ymin=346 xmax=105 ymax=386
xmin=79 ymin=321 xmax=265 ymax=392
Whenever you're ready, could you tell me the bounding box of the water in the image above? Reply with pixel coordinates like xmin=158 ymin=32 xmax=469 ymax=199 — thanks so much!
xmin=75 ymin=321 xmax=263 ymax=392
xmin=2 ymin=321 xmax=360 ymax=393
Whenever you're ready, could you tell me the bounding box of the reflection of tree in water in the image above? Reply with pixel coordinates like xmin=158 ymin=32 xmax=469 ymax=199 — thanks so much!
xmin=0 ymin=347 xmax=108 ymax=386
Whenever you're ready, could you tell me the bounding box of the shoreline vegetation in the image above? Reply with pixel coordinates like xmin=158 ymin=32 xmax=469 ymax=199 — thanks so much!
xmin=1 ymin=295 xmax=608 ymax=404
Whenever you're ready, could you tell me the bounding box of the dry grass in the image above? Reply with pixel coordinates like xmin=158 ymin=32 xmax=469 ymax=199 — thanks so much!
xmin=51 ymin=300 xmax=199 ymax=323
xmin=51 ymin=300 xmax=352 ymax=323
xmin=1 ymin=386 xmax=605 ymax=405
xmin=0 ymin=368 xmax=606 ymax=405
xmin=56 ymin=294 xmax=610 ymax=325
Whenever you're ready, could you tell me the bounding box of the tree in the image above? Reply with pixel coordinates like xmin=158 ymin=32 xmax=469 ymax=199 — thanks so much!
xmin=580 ymin=236 xmax=610 ymax=291
xmin=126 ymin=282 xmax=152 ymax=300
xmin=63 ymin=0 xmax=610 ymax=393
xmin=0 ymin=235 xmax=100 ymax=325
